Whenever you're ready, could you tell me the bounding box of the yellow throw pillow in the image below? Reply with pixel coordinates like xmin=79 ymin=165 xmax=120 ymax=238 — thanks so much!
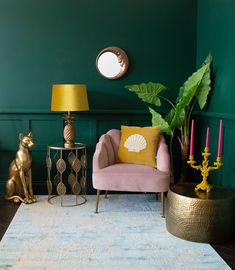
xmin=117 ymin=125 xmax=160 ymax=168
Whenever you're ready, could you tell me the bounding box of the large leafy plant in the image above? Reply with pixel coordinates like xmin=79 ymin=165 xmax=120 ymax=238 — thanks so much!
xmin=125 ymin=54 xmax=212 ymax=180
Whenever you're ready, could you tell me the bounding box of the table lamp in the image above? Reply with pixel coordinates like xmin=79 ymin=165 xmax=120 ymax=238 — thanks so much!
xmin=51 ymin=84 xmax=89 ymax=148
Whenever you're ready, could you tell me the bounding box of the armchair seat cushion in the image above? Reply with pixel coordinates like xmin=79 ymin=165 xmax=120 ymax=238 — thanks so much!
xmin=93 ymin=163 xmax=170 ymax=193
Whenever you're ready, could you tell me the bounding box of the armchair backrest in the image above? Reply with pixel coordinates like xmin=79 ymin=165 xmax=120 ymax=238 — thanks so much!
xmin=106 ymin=129 xmax=121 ymax=158
xmin=93 ymin=129 xmax=170 ymax=175
xmin=99 ymin=133 xmax=117 ymax=165
xmin=93 ymin=130 xmax=120 ymax=172
xmin=98 ymin=129 xmax=168 ymax=171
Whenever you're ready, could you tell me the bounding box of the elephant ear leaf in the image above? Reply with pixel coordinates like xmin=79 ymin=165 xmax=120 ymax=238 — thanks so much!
xmin=195 ymin=56 xmax=212 ymax=109
xmin=125 ymin=82 xmax=167 ymax=106
xmin=149 ymin=107 xmax=173 ymax=137
xmin=176 ymin=53 xmax=212 ymax=106
xmin=171 ymin=63 xmax=210 ymax=128
xmin=165 ymin=108 xmax=175 ymax=124
xmin=203 ymin=52 xmax=212 ymax=65
xmin=166 ymin=108 xmax=185 ymax=129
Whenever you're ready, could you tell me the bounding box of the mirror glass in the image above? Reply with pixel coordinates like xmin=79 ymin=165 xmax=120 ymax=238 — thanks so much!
xmin=96 ymin=47 xmax=129 ymax=79
xmin=97 ymin=52 xmax=120 ymax=78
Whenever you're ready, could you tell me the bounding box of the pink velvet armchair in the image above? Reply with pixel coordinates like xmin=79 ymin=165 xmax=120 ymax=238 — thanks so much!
xmin=92 ymin=129 xmax=171 ymax=216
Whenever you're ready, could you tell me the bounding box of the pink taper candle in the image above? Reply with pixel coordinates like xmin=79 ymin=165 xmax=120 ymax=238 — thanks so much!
xmin=217 ymin=120 xmax=223 ymax=157
xmin=205 ymin=127 xmax=210 ymax=148
xmin=190 ymin=119 xmax=194 ymax=156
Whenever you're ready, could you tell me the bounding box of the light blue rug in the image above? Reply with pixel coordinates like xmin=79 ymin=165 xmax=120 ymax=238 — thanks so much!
xmin=0 ymin=194 xmax=230 ymax=270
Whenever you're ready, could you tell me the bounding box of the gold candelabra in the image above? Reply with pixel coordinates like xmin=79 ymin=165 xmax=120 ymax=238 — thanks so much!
xmin=187 ymin=147 xmax=223 ymax=192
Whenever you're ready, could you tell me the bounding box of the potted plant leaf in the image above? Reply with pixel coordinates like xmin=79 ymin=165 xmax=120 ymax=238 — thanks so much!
xmin=125 ymin=54 xmax=212 ymax=182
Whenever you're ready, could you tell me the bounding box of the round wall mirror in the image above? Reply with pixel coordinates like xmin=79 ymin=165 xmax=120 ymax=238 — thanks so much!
xmin=96 ymin=47 xmax=129 ymax=79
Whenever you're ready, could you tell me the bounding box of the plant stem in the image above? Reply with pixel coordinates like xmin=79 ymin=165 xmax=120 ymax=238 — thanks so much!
xmin=158 ymin=95 xmax=175 ymax=109
xmin=169 ymin=127 xmax=175 ymax=177
xmin=187 ymin=99 xmax=196 ymax=134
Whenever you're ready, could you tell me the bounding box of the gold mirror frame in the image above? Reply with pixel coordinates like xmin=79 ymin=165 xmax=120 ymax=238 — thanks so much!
xmin=96 ymin=46 xmax=129 ymax=79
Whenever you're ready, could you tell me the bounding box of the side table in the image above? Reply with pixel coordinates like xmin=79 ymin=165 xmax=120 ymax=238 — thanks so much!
xmin=166 ymin=183 xmax=235 ymax=244
xmin=46 ymin=143 xmax=87 ymax=206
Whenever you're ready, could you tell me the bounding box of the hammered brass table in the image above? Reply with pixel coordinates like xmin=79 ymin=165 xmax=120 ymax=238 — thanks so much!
xmin=166 ymin=183 xmax=235 ymax=244
xmin=46 ymin=143 xmax=87 ymax=207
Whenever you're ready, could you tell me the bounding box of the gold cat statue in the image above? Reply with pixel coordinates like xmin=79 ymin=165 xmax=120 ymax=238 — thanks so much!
xmin=5 ymin=132 xmax=36 ymax=204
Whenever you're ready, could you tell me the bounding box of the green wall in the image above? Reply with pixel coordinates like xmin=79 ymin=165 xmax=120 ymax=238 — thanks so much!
xmin=0 ymin=0 xmax=196 ymax=112
xmin=195 ymin=0 xmax=235 ymax=189
xmin=0 ymin=0 xmax=197 ymax=194
xmin=197 ymin=0 xmax=235 ymax=116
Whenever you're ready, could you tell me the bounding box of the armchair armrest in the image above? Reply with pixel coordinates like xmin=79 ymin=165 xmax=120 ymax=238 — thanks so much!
xmin=93 ymin=141 xmax=109 ymax=172
xmin=156 ymin=136 xmax=170 ymax=175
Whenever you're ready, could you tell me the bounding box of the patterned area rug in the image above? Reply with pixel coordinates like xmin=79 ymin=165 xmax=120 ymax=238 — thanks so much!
xmin=0 ymin=194 xmax=230 ymax=270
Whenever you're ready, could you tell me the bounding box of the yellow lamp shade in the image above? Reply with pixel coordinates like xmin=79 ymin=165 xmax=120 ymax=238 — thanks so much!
xmin=51 ymin=84 xmax=89 ymax=112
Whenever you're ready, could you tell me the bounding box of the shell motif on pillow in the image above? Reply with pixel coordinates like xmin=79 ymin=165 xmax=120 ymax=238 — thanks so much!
xmin=124 ymin=134 xmax=147 ymax=152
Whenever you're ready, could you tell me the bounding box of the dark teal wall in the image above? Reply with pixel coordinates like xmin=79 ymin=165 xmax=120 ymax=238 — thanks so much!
xmin=196 ymin=0 xmax=235 ymax=189
xmin=197 ymin=0 xmax=235 ymax=116
xmin=0 ymin=0 xmax=196 ymax=112
xmin=0 ymin=0 xmax=197 ymax=194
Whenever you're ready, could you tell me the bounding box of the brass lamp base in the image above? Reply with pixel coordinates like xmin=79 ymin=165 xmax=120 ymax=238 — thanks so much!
xmin=63 ymin=113 xmax=76 ymax=148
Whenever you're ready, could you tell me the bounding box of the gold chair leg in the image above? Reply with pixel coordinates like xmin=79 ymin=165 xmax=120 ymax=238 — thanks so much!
xmin=95 ymin=190 xmax=100 ymax=213
xmin=161 ymin=192 xmax=165 ymax=218
xmin=105 ymin=190 xmax=108 ymax=199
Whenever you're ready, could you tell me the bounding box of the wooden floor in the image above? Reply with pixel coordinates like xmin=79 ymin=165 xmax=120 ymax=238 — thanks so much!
xmin=0 ymin=196 xmax=19 ymax=241
xmin=0 ymin=196 xmax=235 ymax=269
